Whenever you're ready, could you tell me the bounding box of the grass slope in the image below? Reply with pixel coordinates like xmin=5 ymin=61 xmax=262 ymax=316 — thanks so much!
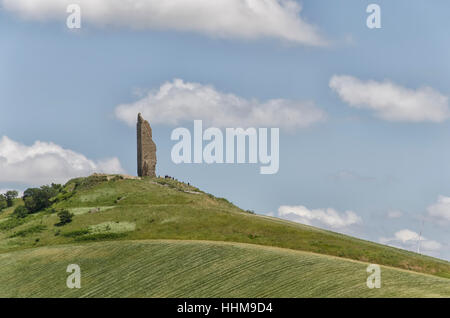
xmin=0 ymin=174 xmax=449 ymax=297
xmin=0 ymin=240 xmax=448 ymax=298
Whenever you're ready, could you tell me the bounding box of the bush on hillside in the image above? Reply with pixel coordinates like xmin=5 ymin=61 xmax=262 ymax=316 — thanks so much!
xmin=23 ymin=184 xmax=61 ymax=214
xmin=0 ymin=217 xmax=25 ymax=231
xmin=0 ymin=195 xmax=7 ymax=211
xmin=12 ymin=205 xmax=29 ymax=218
xmin=55 ymin=210 xmax=74 ymax=227
xmin=9 ymin=225 xmax=46 ymax=238
xmin=5 ymin=190 xmax=18 ymax=207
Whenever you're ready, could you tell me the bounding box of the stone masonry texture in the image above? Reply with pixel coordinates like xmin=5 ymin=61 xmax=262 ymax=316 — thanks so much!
xmin=137 ymin=113 xmax=157 ymax=177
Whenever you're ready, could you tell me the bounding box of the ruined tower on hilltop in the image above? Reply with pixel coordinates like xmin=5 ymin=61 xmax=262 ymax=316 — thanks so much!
xmin=137 ymin=113 xmax=157 ymax=177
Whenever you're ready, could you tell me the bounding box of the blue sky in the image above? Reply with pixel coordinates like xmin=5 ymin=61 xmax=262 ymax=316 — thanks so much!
xmin=1 ymin=0 xmax=449 ymax=260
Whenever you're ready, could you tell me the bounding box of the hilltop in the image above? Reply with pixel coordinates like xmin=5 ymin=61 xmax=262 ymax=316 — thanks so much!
xmin=0 ymin=174 xmax=449 ymax=297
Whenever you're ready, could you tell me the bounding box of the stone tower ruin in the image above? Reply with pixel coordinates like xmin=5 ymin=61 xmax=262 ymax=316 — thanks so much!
xmin=137 ymin=113 xmax=157 ymax=177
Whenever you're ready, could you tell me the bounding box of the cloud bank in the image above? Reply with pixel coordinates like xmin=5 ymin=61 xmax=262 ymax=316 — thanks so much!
xmin=115 ymin=79 xmax=325 ymax=130
xmin=0 ymin=136 xmax=124 ymax=185
xmin=277 ymin=205 xmax=362 ymax=229
xmin=427 ymin=195 xmax=450 ymax=224
xmin=329 ymin=75 xmax=450 ymax=122
xmin=380 ymin=229 xmax=442 ymax=254
xmin=2 ymin=0 xmax=326 ymax=45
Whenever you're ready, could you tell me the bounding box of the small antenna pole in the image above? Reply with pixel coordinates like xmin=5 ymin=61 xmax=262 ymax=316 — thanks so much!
xmin=417 ymin=219 xmax=424 ymax=254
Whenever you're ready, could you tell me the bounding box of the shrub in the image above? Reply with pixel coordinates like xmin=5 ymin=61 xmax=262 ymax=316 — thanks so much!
xmin=55 ymin=209 xmax=74 ymax=226
xmin=23 ymin=184 xmax=61 ymax=214
xmin=74 ymin=232 xmax=126 ymax=242
xmin=51 ymin=191 xmax=75 ymax=203
xmin=12 ymin=205 xmax=29 ymax=218
xmin=0 ymin=217 xmax=26 ymax=231
xmin=5 ymin=190 xmax=18 ymax=207
xmin=44 ymin=207 xmax=58 ymax=214
xmin=9 ymin=225 xmax=46 ymax=238
xmin=0 ymin=195 xmax=7 ymax=211
xmin=72 ymin=175 xmax=108 ymax=191
xmin=62 ymin=229 xmax=90 ymax=237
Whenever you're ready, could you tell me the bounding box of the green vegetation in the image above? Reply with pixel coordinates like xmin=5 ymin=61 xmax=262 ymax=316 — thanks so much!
xmin=0 ymin=240 xmax=448 ymax=298
xmin=0 ymin=191 xmax=19 ymax=212
xmin=0 ymin=216 xmax=26 ymax=231
xmin=23 ymin=184 xmax=62 ymax=214
xmin=9 ymin=225 xmax=46 ymax=238
xmin=0 ymin=174 xmax=448 ymax=297
xmin=59 ymin=221 xmax=134 ymax=241
xmin=154 ymin=177 xmax=202 ymax=193
xmin=73 ymin=232 xmax=127 ymax=242
xmin=62 ymin=229 xmax=90 ymax=238
xmin=55 ymin=210 xmax=74 ymax=227
xmin=0 ymin=195 xmax=7 ymax=211
xmin=89 ymin=221 xmax=135 ymax=234
xmin=5 ymin=190 xmax=18 ymax=207
xmin=12 ymin=206 xmax=28 ymax=218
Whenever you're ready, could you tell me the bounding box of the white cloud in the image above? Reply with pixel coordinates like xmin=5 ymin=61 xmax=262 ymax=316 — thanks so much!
xmin=393 ymin=229 xmax=420 ymax=243
xmin=427 ymin=195 xmax=450 ymax=224
xmin=278 ymin=205 xmax=362 ymax=229
xmin=420 ymin=240 xmax=443 ymax=251
xmin=115 ymin=79 xmax=325 ymax=130
xmin=329 ymin=75 xmax=450 ymax=122
xmin=0 ymin=189 xmax=24 ymax=197
xmin=380 ymin=229 xmax=442 ymax=254
xmin=387 ymin=210 xmax=403 ymax=219
xmin=0 ymin=136 xmax=124 ymax=185
xmin=2 ymin=0 xmax=327 ymax=46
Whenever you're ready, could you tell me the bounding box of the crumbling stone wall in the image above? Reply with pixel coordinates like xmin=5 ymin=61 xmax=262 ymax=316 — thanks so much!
xmin=137 ymin=113 xmax=157 ymax=177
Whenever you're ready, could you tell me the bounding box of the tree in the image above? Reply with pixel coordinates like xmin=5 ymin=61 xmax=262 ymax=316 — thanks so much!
xmin=50 ymin=183 xmax=63 ymax=193
xmin=23 ymin=188 xmax=43 ymax=213
xmin=0 ymin=195 xmax=7 ymax=211
xmin=56 ymin=210 xmax=74 ymax=226
xmin=23 ymin=185 xmax=61 ymax=214
xmin=5 ymin=190 xmax=18 ymax=207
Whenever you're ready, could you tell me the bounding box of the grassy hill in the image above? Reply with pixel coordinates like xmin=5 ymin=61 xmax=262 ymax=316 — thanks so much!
xmin=1 ymin=240 xmax=448 ymax=298
xmin=0 ymin=174 xmax=449 ymax=297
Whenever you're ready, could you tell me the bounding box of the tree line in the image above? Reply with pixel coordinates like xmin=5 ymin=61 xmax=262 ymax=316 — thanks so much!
xmin=1 ymin=184 xmax=73 ymax=226
xmin=0 ymin=190 xmax=18 ymax=211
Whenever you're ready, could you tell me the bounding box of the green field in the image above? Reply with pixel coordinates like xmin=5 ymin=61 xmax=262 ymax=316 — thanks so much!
xmin=0 ymin=175 xmax=449 ymax=297
xmin=0 ymin=240 xmax=448 ymax=298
